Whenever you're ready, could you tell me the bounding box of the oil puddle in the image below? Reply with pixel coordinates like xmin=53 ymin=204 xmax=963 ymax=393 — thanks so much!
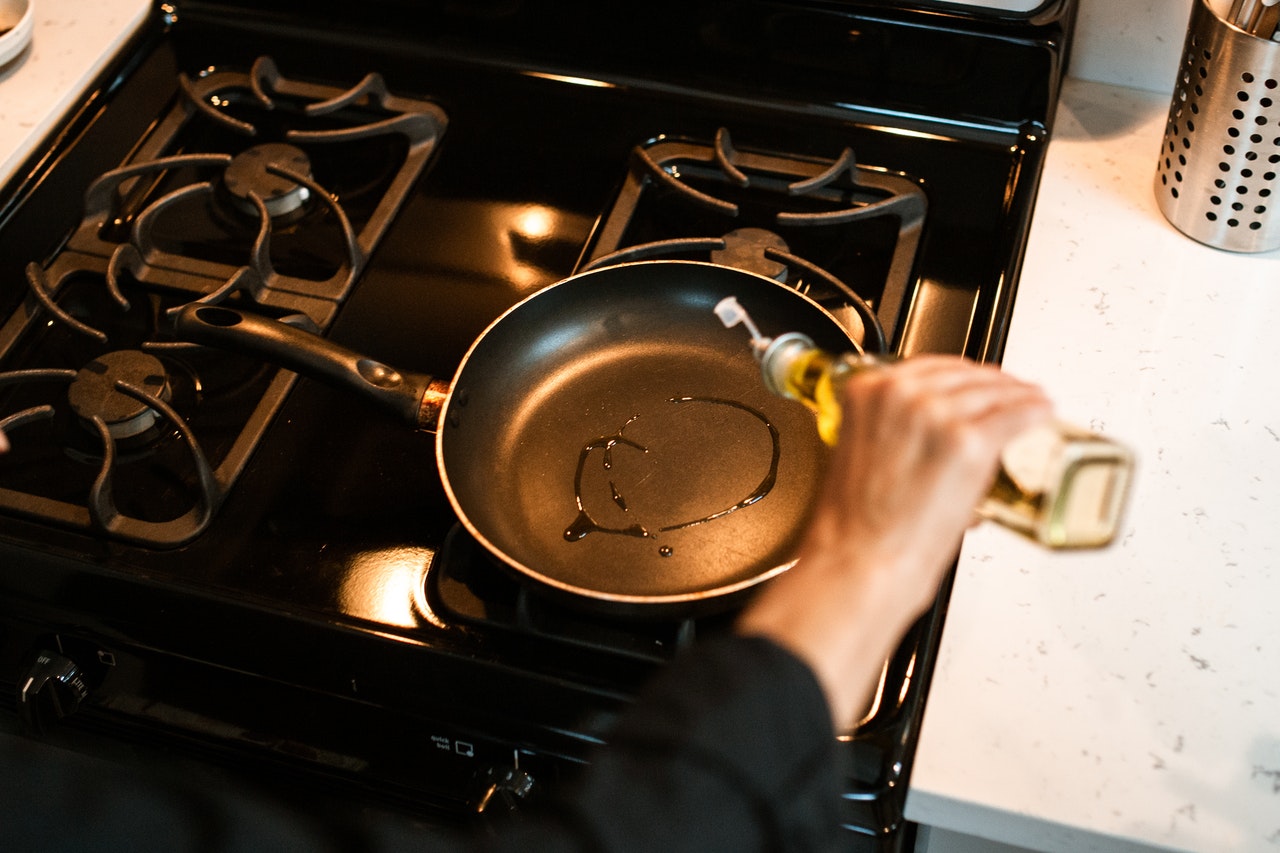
xmin=564 ymin=396 xmax=780 ymax=555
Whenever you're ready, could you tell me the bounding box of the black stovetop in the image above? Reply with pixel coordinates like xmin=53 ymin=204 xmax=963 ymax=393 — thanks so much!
xmin=0 ymin=1 xmax=1075 ymax=846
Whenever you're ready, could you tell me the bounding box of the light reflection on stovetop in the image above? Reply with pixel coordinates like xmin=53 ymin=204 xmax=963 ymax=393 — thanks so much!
xmin=428 ymin=523 xmax=706 ymax=663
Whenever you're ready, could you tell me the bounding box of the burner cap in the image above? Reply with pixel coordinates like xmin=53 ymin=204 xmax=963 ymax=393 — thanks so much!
xmin=68 ymin=350 xmax=172 ymax=440
xmin=223 ymin=143 xmax=313 ymax=218
xmin=711 ymin=228 xmax=790 ymax=282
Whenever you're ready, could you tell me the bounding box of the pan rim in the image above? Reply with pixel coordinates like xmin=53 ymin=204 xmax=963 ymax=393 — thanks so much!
xmin=434 ymin=259 xmax=854 ymax=610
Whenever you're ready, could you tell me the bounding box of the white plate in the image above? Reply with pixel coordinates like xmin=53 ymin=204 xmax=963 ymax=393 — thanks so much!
xmin=0 ymin=0 xmax=33 ymax=69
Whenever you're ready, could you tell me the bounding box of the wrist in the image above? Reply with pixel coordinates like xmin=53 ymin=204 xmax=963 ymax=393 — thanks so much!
xmin=735 ymin=548 xmax=928 ymax=727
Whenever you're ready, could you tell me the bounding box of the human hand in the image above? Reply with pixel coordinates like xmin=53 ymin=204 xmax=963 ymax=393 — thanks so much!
xmin=736 ymin=356 xmax=1052 ymax=726
xmin=0 ymin=427 xmax=8 ymax=453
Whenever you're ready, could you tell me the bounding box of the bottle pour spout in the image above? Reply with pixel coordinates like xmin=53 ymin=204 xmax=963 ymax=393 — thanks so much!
xmin=715 ymin=296 xmax=825 ymax=397
xmin=713 ymin=296 xmax=772 ymax=359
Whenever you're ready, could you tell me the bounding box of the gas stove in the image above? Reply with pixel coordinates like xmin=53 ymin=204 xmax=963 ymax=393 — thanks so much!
xmin=0 ymin=2 xmax=1075 ymax=848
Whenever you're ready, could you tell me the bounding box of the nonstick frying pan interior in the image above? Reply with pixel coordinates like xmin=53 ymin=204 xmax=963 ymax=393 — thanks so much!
xmin=437 ymin=261 xmax=859 ymax=615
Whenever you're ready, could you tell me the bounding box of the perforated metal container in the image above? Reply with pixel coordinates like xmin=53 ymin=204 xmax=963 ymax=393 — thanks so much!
xmin=1156 ymin=0 xmax=1280 ymax=252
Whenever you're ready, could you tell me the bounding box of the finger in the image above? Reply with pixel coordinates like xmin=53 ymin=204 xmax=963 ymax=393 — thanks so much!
xmin=865 ymin=357 xmax=1044 ymax=405
xmin=841 ymin=362 xmax=1050 ymax=452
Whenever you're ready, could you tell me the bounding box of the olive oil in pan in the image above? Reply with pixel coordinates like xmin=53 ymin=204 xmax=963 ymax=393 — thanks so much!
xmin=659 ymin=397 xmax=780 ymax=531
xmin=564 ymin=415 xmax=649 ymax=542
xmin=563 ymin=397 xmax=781 ymax=554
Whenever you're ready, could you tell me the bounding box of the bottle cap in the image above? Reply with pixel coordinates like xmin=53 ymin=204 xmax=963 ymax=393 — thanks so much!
xmin=759 ymin=333 xmax=817 ymax=397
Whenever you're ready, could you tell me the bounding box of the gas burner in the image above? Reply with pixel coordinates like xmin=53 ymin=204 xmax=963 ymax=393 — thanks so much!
xmin=0 ymin=354 xmax=222 ymax=546
xmin=67 ymin=350 xmax=172 ymax=440
xmin=6 ymin=56 xmax=448 ymax=332
xmin=579 ymin=130 xmax=926 ymax=352
xmin=0 ymin=265 xmax=293 ymax=546
xmin=222 ymin=143 xmax=314 ymax=220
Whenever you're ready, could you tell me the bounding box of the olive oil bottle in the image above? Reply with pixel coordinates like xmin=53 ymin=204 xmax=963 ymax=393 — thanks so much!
xmin=715 ymin=298 xmax=1134 ymax=549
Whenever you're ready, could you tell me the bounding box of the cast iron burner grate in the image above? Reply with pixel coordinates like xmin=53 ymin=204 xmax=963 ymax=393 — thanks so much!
xmin=579 ymin=128 xmax=927 ymax=353
xmin=0 ymin=57 xmax=448 ymax=547
xmin=18 ymin=55 xmax=449 ymax=332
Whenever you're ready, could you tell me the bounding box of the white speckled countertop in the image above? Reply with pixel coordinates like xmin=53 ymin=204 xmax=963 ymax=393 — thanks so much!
xmin=906 ymin=52 xmax=1280 ymax=853
xmin=907 ymin=3 xmax=1280 ymax=852
xmin=0 ymin=0 xmax=151 ymax=188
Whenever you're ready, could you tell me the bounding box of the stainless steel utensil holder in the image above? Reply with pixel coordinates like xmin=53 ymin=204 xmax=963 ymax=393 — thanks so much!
xmin=1156 ymin=0 xmax=1280 ymax=252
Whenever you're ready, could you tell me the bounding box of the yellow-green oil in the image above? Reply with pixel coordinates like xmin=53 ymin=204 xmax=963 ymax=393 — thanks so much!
xmin=777 ymin=347 xmax=855 ymax=447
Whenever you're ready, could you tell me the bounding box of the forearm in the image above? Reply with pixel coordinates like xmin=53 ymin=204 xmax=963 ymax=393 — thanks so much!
xmin=736 ymin=356 xmax=1052 ymax=727
xmin=735 ymin=537 xmax=937 ymax=729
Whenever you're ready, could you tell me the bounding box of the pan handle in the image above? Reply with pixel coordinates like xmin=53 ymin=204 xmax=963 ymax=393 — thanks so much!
xmin=172 ymin=304 xmax=447 ymax=432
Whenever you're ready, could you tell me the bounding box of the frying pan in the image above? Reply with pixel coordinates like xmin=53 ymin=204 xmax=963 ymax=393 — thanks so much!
xmin=174 ymin=261 xmax=862 ymax=617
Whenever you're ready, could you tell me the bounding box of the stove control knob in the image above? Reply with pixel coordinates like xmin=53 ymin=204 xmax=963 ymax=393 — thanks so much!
xmin=474 ymin=765 xmax=535 ymax=815
xmin=17 ymin=650 xmax=90 ymax=736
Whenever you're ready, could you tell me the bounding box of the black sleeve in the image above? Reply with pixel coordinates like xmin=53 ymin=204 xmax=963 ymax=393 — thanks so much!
xmin=0 ymin=635 xmax=840 ymax=853
xmin=553 ymin=633 xmax=841 ymax=852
